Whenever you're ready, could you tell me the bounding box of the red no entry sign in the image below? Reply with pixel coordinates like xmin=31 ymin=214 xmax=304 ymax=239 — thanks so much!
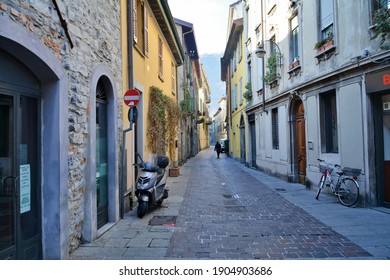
xmin=123 ymin=89 xmax=140 ymax=107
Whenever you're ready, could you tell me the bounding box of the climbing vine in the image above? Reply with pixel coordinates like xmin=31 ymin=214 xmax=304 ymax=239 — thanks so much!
xmin=373 ymin=0 xmax=390 ymax=49
xmin=263 ymin=52 xmax=281 ymax=85
xmin=148 ymin=86 xmax=179 ymax=160
xmin=179 ymin=83 xmax=192 ymax=118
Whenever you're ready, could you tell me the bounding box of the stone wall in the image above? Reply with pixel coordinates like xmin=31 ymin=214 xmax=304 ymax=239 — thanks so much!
xmin=0 ymin=0 xmax=123 ymax=253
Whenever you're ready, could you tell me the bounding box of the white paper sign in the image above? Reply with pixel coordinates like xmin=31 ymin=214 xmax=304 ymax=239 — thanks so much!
xmin=20 ymin=164 xmax=31 ymax=213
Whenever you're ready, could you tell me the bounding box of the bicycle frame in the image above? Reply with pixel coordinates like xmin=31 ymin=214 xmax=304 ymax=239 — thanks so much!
xmin=316 ymin=159 xmax=360 ymax=207
xmin=321 ymin=164 xmax=339 ymax=193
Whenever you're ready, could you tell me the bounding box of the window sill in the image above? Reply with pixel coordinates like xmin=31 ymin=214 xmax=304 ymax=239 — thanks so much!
xmin=315 ymin=43 xmax=336 ymax=63
xmin=134 ymin=44 xmax=147 ymax=58
xmin=158 ymin=73 xmax=164 ymax=82
xmin=288 ymin=63 xmax=301 ymax=78
xmin=266 ymin=79 xmax=279 ymax=89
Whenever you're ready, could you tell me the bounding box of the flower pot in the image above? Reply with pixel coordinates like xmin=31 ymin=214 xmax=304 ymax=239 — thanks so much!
xmin=289 ymin=60 xmax=300 ymax=69
xmin=169 ymin=167 xmax=180 ymax=177
xmin=316 ymin=40 xmax=334 ymax=53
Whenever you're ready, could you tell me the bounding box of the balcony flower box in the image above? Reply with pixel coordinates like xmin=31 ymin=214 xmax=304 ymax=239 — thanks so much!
xmin=289 ymin=59 xmax=300 ymax=70
xmin=316 ymin=40 xmax=334 ymax=53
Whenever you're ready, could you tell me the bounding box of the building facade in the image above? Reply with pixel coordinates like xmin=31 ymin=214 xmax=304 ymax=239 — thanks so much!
xmin=0 ymin=0 xmax=122 ymax=259
xmin=120 ymin=0 xmax=184 ymax=214
xmin=198 ymin=64 xmax=212 ymax=151
xmin=175 ymin=18 xmax=199 ymax=164
xmin=212 ymin=97 xmax=228 ymax=144
xmin=222 ymin=0 xmax=248 ymax=163
xmin=228 ymin=0 xmax=390 ymax=208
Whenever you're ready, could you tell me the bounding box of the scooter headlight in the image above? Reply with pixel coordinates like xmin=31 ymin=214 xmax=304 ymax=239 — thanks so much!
xmin=138 ymin=183 xmax=149 ymax=190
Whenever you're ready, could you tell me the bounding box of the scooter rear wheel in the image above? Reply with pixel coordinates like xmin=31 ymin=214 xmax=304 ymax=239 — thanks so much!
xmin=137 ymin=201 xmax=148 ymax=218
xmin=157 ymin=190 xmax=169 ymax=206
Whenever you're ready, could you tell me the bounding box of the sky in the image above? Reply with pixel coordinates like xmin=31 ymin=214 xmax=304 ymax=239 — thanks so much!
xmin=168 ymin=0 xmax=235 ymax=115
xmin=168 ymin=0 xmax=234 ymax=55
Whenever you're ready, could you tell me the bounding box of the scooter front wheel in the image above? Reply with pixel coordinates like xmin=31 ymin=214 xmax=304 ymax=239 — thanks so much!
xmin=137 ymin=201 xmax=148 ymax=218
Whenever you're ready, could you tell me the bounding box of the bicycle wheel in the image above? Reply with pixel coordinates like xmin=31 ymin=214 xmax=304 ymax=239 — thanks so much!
xmin=337 ymin=178 xmax=359 ymax=207
xmin=316 ymin=175 xmax=325 ymax=200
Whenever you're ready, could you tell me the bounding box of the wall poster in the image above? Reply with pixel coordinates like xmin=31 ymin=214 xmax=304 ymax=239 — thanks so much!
xmin=20 ymin=164 xmax=31 ymax=213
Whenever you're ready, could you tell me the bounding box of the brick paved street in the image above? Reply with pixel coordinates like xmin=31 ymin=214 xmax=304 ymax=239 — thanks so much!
xmin=165 ymin=148 xmax=372 ymax=259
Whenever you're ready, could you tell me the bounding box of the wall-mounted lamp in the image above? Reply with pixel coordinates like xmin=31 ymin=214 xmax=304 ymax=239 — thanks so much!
xmin=255 ymin=46 xmax=267 ymax=58
xmin=255 ymin=40 xmax=282 ymax=65
xmin=255 ymin=40 xmax=283 ymax=114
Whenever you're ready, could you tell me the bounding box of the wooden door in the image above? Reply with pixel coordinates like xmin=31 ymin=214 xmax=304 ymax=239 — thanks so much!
xmin=296 ymin=102 xmax=306 ymax=184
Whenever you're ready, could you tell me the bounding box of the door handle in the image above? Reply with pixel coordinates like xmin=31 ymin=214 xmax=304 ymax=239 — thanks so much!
xmin=14 ymin=176 xmax=20 ymax=197
xmin=1 ymin=175 xmax=15 ymax=196
xmin=1 ymin=175 xmax=18 ymax=197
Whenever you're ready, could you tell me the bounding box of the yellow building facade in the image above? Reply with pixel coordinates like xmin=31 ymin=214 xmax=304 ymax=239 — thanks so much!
xmin=120 ymin=0 xmax=183 ymax=209
xmin=198 ymin=64 xmax=211 ymax=150
xmin=222 ymin=15 xmax=247 ymax=162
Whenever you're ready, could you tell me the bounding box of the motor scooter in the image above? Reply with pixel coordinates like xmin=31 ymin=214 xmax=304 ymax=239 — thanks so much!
xmin=134 ymin=153 xmax=169 ymax=218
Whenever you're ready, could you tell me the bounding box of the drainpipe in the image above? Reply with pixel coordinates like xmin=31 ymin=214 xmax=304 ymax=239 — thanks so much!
xmin=121 ymin=0 xmax=135 ymax=219
xmin=261 ymin=0 xmax=266 ymax=113
xmin=128 ymin=0 xmax=134 ymax=89
xmin=52 ymin=0 xmax=74 ymax=48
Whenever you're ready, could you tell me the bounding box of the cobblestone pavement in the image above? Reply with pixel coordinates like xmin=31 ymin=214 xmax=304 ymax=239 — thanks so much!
xmin=70 ymin=147 xmax=390 ymax=260
xmin=165 ymin=149 xmax=373 ymax=259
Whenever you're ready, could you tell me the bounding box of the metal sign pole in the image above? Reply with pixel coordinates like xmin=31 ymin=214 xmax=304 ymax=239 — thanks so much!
xmin=120 ymin=106 xmax=138 ymax=219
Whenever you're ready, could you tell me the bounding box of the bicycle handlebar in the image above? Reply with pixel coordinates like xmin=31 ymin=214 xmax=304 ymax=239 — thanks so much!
xmin=317 ymin=158 xmax=341 ymax=169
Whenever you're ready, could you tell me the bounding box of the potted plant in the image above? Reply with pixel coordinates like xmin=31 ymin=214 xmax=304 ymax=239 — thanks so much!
xmin=243 ymin=82 xmax=252 ymax=102
xmin=263 ymin=52 xmax=281 ymax=85
xmin=169 ymin=164 xmax=180 ymax=177
xmin=314 ymin=31 xmax=334 ymax=53
xmin=289 ymin=57 xmax=300 ymax=69
xmin=373 ymin=2 xmax=390 ymax=49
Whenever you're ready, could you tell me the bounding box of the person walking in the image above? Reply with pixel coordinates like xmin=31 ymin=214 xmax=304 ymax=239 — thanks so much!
xmin=214 ymin=141 xmax=222 ymax=158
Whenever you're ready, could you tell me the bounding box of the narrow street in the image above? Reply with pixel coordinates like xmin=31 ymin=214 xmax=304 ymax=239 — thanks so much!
xmin=70 ymin=147 xmax=390 ymax=260
xmin=166 ymin=148 xmax=373 ymax=259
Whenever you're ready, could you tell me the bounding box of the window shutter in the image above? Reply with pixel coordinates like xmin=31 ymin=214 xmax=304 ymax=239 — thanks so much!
xmin=272 ymin=108 xmax=279 ymax=150
xmin=158 ymin=37 xmax=163 ymax=78
xmin=133 ymin=0 xmax=138 ymax=43
xmin=143 ymin=5 xmax=149 ymax=55
xmin=171 ymin=62 xmax=175 ymax=94
xmin=320 ymin=0 xmax=333 ymax=31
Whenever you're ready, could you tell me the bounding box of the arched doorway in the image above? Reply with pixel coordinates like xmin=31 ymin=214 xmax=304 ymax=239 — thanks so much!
xmin=1 ymin=16 xmax=69 ymax=259
xmin=291 ymin=98 xmax=306 ymax=184
xmin=96 ymin=78 xmax=109 ymax=229
xmin=239 ymin=114 xmax=246 ymax=163
xmin=0 ymin=50 xmax=42 ymax=259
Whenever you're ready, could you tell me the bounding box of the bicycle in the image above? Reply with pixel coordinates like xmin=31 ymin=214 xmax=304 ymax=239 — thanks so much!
xmin=315 ymin=159 xmax=361 ymax=207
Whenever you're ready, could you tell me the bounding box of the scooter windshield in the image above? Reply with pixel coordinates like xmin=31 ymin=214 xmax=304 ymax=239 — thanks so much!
xmin=143 ymin=162 xmax=158 ymax=172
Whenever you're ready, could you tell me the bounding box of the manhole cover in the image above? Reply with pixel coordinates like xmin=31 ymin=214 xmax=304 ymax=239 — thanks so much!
xmin=223 ymin=194 xmax=240 ymax=199
xmin=149 ymin=215 xmax=177 ymax=226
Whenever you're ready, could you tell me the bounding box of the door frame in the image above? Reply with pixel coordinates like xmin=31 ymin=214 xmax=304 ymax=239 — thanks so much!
xmin=239 ymin=114 xmax=246 ymax=163
xmin=374 ymin=92 xmax=390 ymax=208
xmin=289 ymin=96 xmax=307 ymax=184
xmin=1 ymin=16 xmax=69 ymax=259
xmin=84 ymin=66 xmax=119 ymax=242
